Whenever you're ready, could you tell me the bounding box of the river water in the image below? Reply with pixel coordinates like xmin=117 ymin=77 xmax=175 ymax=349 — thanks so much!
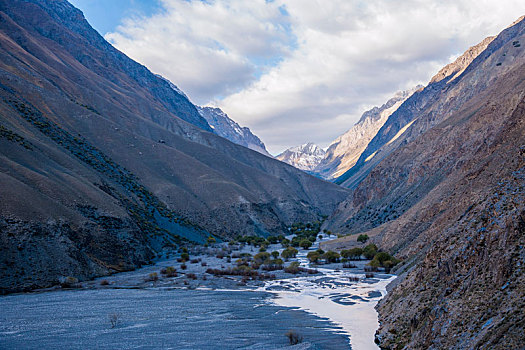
xmin=260 ymin=237 xmax=395 ymax=349
xmin=0 ymin=238 xmax=394 ymax=349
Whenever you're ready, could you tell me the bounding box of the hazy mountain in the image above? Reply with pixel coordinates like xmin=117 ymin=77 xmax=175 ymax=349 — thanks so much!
xmin=276 ymin=142 xmax=326 ymax=171
xmin=315 ymin=87 xmax=420 ymax=180
xmin=0 ymin=0 xmax=349 ymax=292
xmin=323 ymin=16 xmax=525 ymax=349
xmin=197 ymin=106 xmax=271 ymax=157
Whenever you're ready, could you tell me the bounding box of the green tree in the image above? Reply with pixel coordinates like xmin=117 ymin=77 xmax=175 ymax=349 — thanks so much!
xmin=323 ymin=251 xmax=340 ymax=263
xmin=271 ymin=251 xmax=280 ymax=259
xmin=307 ymin=251 xmax=320 ymax=263
xmin=299 ymin=239 xmax=313 ymax=250
xmin=363 ymin=244 xmax=378 ymax=259
xmin=281 ymin=247 xmax=298 ymax=261
xmin=341 ymin=247 xmax=363 ymax=260
xmin=254 ymin=252 xmax=271 ymax=264
xmin=357 ymin=234 xmax=369 ymax=243
xmin=281 ymin=238 xmax=290 ymax=248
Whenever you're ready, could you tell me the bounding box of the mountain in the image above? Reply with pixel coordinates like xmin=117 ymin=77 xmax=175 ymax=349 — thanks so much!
xmin=197 ymin=106 xmax=271 ymax=157
xmin=315 ymin=87 xmax=420 ymax=180
xmin=0 ymin=0 xmax=349 ymax=293
xmin=276 ymin=142 xmax=326 ymax=171
xmin=323 ymin=16 xmax=525 ymax=349
xmin=334 ymin=34 xmax=497 ymax=189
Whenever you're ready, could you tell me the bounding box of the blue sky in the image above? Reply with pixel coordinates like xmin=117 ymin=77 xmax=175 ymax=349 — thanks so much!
xmin=69 ymin=0 xmax=162 ymax=35
xmin=69 ymin=0 xmax=525 ymax=154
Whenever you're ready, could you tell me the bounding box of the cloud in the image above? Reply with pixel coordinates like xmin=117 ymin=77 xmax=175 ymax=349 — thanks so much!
xmin=105 ymin=0 xmax=294 ymax=103
xmin=106 ymin=0 xmax=525 ymax=154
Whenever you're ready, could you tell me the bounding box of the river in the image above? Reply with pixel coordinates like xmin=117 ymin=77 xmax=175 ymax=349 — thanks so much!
xmin=0 ymin=237 xmax=394 ymax=349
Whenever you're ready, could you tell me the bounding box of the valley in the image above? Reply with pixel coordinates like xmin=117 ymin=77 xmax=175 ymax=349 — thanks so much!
xmin=0 ymin=1 xmax=524 ymax=349
xmin=1 ymin=236 xmax=393 ymax=349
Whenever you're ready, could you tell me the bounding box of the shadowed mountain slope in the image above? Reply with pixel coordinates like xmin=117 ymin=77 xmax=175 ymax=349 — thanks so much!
xmin=0 ymin=0 xmax=349 ymax=293
xmin=323 ymin=16 xmax=525 ymax=349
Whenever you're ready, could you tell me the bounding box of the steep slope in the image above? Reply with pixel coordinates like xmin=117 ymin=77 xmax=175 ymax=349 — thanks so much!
xmin=0 ymin=0 xmax=349 ymax=293
xmin=276 ymin=142 xmax=326 ymax=172
xmin=335 ymin=34 xmax=496 ymax=189
xmin=323 ymin=17 xmax=525 ymax=349
xmin=197 ymin=106 xmax=271 ymax=157
xmin=315 ymin=88 xmax=419 ymax=180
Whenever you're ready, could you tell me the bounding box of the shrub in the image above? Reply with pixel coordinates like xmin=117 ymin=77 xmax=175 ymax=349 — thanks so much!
xmin=181 ymin=252 xmax=190 ymax=261
xmin=307 ymin=251 xmax=320 ymax=263
xmin=186 ymin=273 xmax=197 ymax=280
xmin=357 ymin=234 xmax=369 ymax=243
xmin=190 ymin=259 xmax=199 ymax=264
xmin=205 ymin=266 xmax=274 ymax=280
xmin=369 ymin=258 xmax=381 ymax=268
xmin=299 ymin=239 xmax=313 ymax=250
xmin=281 ymin=247 xmax=298 ymax=261
xmin=181 ymin=264 xmax=187 ymax=270
xmin=201 ymin=261 xmax=207 ymax=267
xmin=284 ymin=261 xmax=301 ymax=274
xmin=271 ymin=251 xmax=280 ymax=259
xmin=323 ymin=251 xmax=340 ymax=263
xmin=161 ymin=266 xmax=177 ymax=277
xmin=254 ymin=252 xmax=271 ymax=264
xmin=365 ymin=273 xmax=375 ymax=278
xmin=60 ymin=276 xmax=79 ymax=288
xmin=341 ymin=247 xmax=363 ymax=260
xmin=109 ymin=313 xmax=120 ymax=328
xmin=363 ymin=244 xmax=378 ymax=259
xmin=100 ymin=279 xmax=109 ymax=286
xmin=145 ymin=272 xmax=158 ymax=282
xmin=262 ymin=258 xmax=284 ymax=271
xmin=368 ymin=251 xmax=400 ymax=269
xmin=285 ymin=330 xmax=303 ymax=345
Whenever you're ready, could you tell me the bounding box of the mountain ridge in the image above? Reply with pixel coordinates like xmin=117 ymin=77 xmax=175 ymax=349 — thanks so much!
xmin=276 ymin=142 xmax=326 ymax=171
xmin=197 ymin=106 xmax=272 ymax=157
xmin=315 ymin=87 xmax=420 ymax=180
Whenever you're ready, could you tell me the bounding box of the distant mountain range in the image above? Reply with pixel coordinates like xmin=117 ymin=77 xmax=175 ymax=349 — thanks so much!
xmin=275 ymin=87 xmax=420 ymax=179
xmin=276 ymin=142 xmax=325 ymax=171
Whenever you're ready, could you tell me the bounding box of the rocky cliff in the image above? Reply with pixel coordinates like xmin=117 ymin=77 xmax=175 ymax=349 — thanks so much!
xmin=197 ymin=106 xmax=272 ymax=157
xmin=324 ymin=16 xmax=525 ymax=349
xmin=0 ymin=0 xmax=349 ymax=293
xmin=315 ymin=88 xmax=419 ymax=180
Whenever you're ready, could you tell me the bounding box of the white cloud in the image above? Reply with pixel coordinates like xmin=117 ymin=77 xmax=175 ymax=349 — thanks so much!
xmin=105 ymin=0 xmax=294 ymax=103
xmin=106 ymin=0 xmax=525 ymax=154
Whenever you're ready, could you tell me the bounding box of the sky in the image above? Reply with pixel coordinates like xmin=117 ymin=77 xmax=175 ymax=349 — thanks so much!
xmin=70 ymin=0 xmax=525 ymax=155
